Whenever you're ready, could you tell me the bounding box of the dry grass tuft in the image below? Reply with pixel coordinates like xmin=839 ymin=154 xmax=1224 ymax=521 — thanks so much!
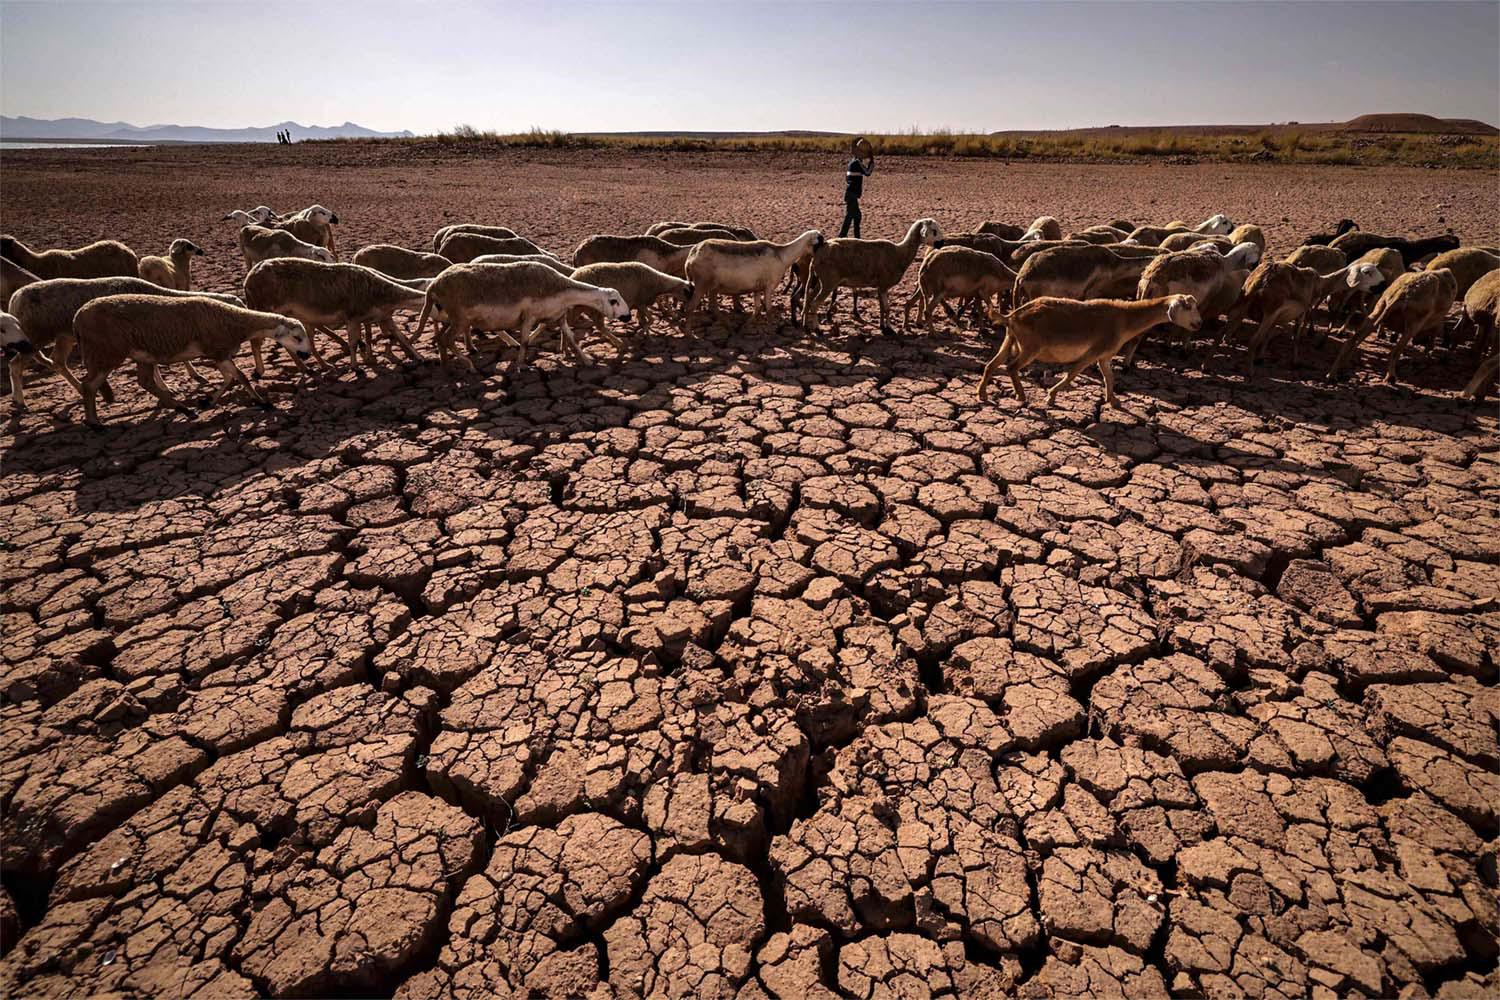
xmin=320 ymin=124 xmax=1499 ymax=169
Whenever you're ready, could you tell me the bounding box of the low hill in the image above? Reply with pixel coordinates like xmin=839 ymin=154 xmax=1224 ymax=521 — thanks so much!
xmin=1342 ymin=113 xmax=1498 ymax=135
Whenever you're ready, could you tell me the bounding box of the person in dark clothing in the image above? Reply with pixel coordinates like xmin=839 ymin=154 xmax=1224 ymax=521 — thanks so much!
xmin=839 ymin=138 xmax=874 ymax=238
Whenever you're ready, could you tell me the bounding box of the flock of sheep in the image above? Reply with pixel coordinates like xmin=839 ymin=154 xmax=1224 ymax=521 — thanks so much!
xmin=2 ymin=204 xmax=1497 ymax=428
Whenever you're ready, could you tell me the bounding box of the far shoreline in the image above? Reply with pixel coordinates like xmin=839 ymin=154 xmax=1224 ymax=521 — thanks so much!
xmin=3 ymin=135 xmax=1496 ymax=171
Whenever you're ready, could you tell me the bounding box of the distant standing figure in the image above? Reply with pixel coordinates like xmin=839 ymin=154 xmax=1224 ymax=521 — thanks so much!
xmin=840 ymin=137 xmax=875 ymax=238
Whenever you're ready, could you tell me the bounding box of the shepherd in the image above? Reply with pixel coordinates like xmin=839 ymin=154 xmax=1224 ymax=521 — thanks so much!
xmin=839 ymin=137 xmax=875 ymax=238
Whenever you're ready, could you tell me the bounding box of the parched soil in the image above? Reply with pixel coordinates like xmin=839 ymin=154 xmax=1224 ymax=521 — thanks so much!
xmin=1 ymin=145 xmax=1497 ymax=998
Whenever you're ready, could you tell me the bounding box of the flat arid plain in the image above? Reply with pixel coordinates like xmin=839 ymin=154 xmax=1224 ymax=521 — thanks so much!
xmin=2 ymin=143 xmax=1498 ymax=998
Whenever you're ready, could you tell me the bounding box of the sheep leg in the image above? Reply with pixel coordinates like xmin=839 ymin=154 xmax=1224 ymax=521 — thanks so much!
xmin=1097 ymin=359 xmax=1121 ymax=408
xmin=1243 ymin=313 xmax=1283 ymax=373
xmin=277 ymin=339 xmax=316 ymax=384
xmin=320 ymin=324 xmax=352 ymax=357
xmin=1219 ymin=304 xmax=1249 ymax=347
xmin=1045 ymin=357 xmax=1094 ymax=407
xmin=1326 ymin=319 xmax=1377 ymax=379
xmin=977 ymin=335 xmax=1013 ymax=402
xmin=510 ymin=316 xmax=537 ymax=369
xmin=1008 ymin=347 xmax=1041 ymax=405
xmin=208 ymin=359 xmax=262 ymax=408
xmin=1290 ymin=308 xmax=1317 ymax=368
xmin=877 ymin=290 xmax=894 ymax=334
xmin=368 ymin=321 xmax=399 ymax=364
xmin=7 ymin=354 xmax=33 ymax=412
xmin=48 ymin=334 xmax=86 ymax=394
xmin=801 ymin=273 xmax=823 ymax=330
xmin=351 ymin=321 xmax=381 ymax=370
xmin=223 ymin=358 xmax=270 ymax=408
xmin=560 ymin=316 xmax=594 ymax=366
xmin=435 ymin=320 xmax=457 ymax=366
xmin=460 ymin=324 xmax=481 ymax=357
xmin=135 ymin=362 xmax=194 ymax=417
xmin=379 ymin=317 xmax=422 ymax=363
xmin=303 ymin=329 xmax=336 ymax=373
xmin=342 ymin=321 xmax=366 ymax=373
xmin=1384 ymin=324 xmax=1418 ymax=381
xmin=1384 ymin=320 xmax=1432 ymax=385
xmin=1121 ymin=336 xmax=1145 ymax=371
xmin=443 ymin=319 xmax=477 ymax=372
xmin=583 ymin=312 xmax=619 ymax=348
xmin=152 ymin=366 xmax=186 ymax=409
xmin=80 ymin=367 xmax=116 ymax=427
xmin=901 ymin=289 xmax=922 ymax=330
xmin=824 ymin=288 xmax=842 ymax=322
xmin=182 ymin=360 xmax=212 ymax=385
xmin=591 ymin=322 xmax=626 ymax=353
xmin=251 ymin=339 xmax=267 ymax=379
xmin=925 ymin=293 xmax=946 ymax=330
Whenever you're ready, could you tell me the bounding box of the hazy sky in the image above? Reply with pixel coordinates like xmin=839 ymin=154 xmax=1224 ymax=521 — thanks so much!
xmin=2 ymin=1 xmax=1496 ymax=133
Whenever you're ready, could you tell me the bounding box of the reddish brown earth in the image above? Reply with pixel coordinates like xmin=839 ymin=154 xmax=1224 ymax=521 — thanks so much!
xmin=2 ymin=144 xmax=1498 ymax=998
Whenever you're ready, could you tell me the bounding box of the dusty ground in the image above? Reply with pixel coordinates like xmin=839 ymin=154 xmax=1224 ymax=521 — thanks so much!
xmin=1 ymin=144 xmax=1498 ymax=999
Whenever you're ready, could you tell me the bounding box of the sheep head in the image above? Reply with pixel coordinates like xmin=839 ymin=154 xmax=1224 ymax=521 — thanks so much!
xmin=1346 ymin=263 xmax=1383 ymax=291
xmin=1226 ymin=242 xmax=1261 ymax=269
xmin=1201 ymin=214 xmax=1234 ymax=236
xmin=594 ymin=287 xmax=631 ymax=320
xmin=0 ymin=312 xmax=32 ymax=356
xmin=1167 ymin=294 xmax=1202 ymax=332
xmin=273 ymin=319 xmax=313 ymax=359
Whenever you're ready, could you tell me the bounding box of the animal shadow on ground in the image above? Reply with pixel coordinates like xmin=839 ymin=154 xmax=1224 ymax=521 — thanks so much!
xmin=0 ymin=316 xmax=1489 ymax=518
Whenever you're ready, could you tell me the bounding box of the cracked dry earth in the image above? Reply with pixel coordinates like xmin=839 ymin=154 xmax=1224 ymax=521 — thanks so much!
xmin=2 ymin=148 xmax=1499 ymax=999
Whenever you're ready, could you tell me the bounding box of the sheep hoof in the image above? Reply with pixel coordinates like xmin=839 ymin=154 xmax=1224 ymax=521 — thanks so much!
xmin=85 ymin=421 xmax=106 ymax=433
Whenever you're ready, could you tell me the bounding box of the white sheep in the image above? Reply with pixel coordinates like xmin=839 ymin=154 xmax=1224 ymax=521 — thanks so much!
xmin=801 ymin=218 xmax=943 ymax=333
xmin=684 ymin=231 xmax=824 ymax=320
xmin=237 ymin=225 xmax=334 ymax=269
xmin=980 ymin=295 xmax=1203 ymax=407
xmin=352 ymin=244 xmax=454 ymax=281
xmin=6 ymin=276 xmax=246 ymax=411
xmin=222 ymin=206 xmax=279 ymax=225
xmin=2 ymin=235 xmax=139 ymax=280
xmin=414 ymin=262 xmax=630 ymax=369
xmin=138 ymin=239 xmax=206 ymax=291
xmin=244 ymin=258 xmax=427 ymax=373
xmin=71 ymin=294 xmax=312 ymax=426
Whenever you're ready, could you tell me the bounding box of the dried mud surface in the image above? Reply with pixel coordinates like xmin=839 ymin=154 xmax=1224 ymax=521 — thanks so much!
xmin=1 ymin=145 xmax=1498 ymax=998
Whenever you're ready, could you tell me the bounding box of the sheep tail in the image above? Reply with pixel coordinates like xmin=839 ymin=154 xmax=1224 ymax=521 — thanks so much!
xmin=415 ymin=294 xmax=435 ymax=339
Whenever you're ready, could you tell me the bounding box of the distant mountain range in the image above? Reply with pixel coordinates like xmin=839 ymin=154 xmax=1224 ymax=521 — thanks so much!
xmin=0 ymin=116 xmax=414 ymax=143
